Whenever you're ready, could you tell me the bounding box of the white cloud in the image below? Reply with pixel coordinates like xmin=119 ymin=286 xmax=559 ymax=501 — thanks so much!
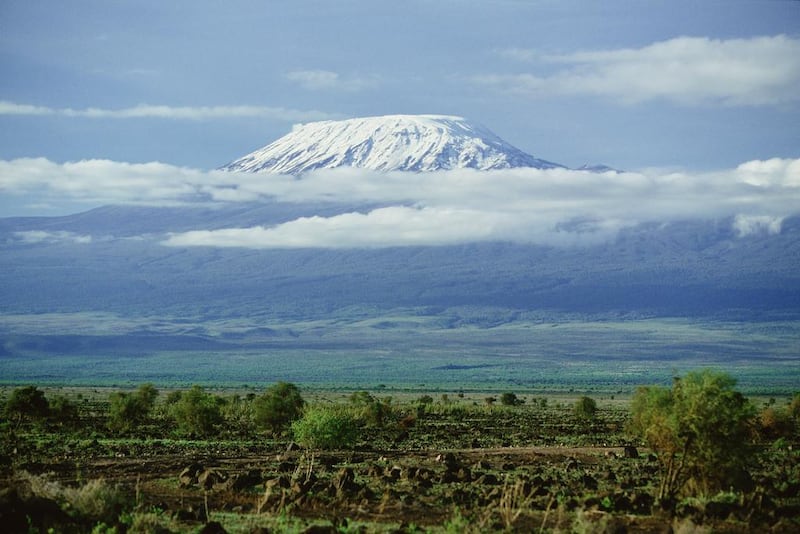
xmin=0 ymin=101 xmax=54 ymax=116
xmin=2 ymin=156 xmax=798 ymax=249
xmin=484 ymin=35 xmax=800 ymax=106
xmin=0 ymin=101 xmax=337 ymax=122
xmin=285 ymin=69 xmax=378 ymax=91
xmin=13 ymin=230 xmax=92 ymax=244
xmin=732 ymin=215 xmax=783 ymax=237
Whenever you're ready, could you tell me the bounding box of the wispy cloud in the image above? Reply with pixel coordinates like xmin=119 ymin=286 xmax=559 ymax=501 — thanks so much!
xmin=482 ymin=35 xmax=800 ymax=106
xmin=0 ymin=101 xmax=337 ymax=122
xmin=285 ymin=69 xmax=378 ymax=91
xmin=13 ymin=230 xmax=92 ymax=244
xmin=3 ymin=157 xmax=798 ymax=249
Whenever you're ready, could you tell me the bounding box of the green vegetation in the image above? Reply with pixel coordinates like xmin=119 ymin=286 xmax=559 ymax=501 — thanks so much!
xmin=629 ymin=369 xmax=756 ymax=501
xmin=500 ymin=391 xmax=524 ymax=406
xmin=169 ymin=385 xmax=223 ymax=437
xmin=573 ymin=395 xmax=598 ymax=422
xmin=253 ymin=381 xmax=305 ymax=434
xmin=3 ymin=314 xmax=799 ymax=395
xmin=291 ymin=405 xmax=360 ymax=450
xmin=4 ymin=385 xmax=50 ymax=427
xmin=1 ymin=377 xmax=798 ymax=532
xmin=107 ymin=383 xmax=158 ymax=434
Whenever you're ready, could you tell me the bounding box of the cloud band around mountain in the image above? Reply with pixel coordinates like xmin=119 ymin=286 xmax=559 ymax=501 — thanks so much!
xmin=2 ymin=157 xmax=798 ymax=248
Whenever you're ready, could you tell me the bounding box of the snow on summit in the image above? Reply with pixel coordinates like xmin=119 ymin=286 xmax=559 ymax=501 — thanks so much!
xmin=221 ymin=114 xmax=564 ymax=174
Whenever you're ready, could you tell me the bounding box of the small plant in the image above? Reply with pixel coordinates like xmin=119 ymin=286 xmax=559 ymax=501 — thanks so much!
xmin=495 ymin=476 xmax=534 ymax=529
xmin=291 ymin=405 xmax=360 ymax=450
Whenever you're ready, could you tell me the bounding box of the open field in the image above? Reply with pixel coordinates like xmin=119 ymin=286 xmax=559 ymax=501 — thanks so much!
xmin=2 ymin=315 xmax=798 ymax=394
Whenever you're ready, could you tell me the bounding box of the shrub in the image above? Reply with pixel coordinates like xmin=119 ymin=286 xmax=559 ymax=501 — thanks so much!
xmin=170 ymin=385 xmax=223 ymax=437
xmin=19 ymin=471 xmax=129 ymax=526
xmin=4 ymin=386 xmax=50 ymax=426
xmin=790 ymin=392 xmax=800 ymax=420
xmin=48 ymin=395 xmax=80 ymax=427
xmin=573 ymin=396 xmax=597 ymax=422
xmin=500 ymin=392 xmax=524 ymax=406
xmin=759 ymin=406 xmax=795 ymax=440
xmin=349 ymin=391 xmax=393 ymax=427
xmin=629 ymin=369 xmax=756 ymax=500
xmin=107 ymin=383 xmax=159 ymax=434
xmin=417 ymin=395 xmax=434 ymax=405
xmin=291 ymin=406 xmax=360 ymax=450
xmin=253 ymin=382 xmax=305 ymax=434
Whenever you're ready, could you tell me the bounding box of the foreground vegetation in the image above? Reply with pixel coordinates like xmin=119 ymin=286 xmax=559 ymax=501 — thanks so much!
xmin=1 ymin=372 xmax=799 ymax=533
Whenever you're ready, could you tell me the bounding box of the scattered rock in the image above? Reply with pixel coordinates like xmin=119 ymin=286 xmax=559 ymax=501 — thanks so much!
xmin=332 ymin=467 xmax=361 ymax=495
xmin=0 ymin=487 xmax=73 ymax=533
xmin=623 ymin=445 xmax=639 ymax=459
xmin=179 ymin=462 xmax=205 ymax=487
xmin=475 ymin=473 xmax=500 ymax=485
xmin=198 ymin=468 xmax=226 ymax=490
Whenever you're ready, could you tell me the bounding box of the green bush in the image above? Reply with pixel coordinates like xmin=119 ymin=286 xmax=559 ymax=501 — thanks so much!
xmin=107 ymin=384 xmax=159 ymax=434
xmin=48 ymin=395 xmax=80 ymax=428
xmin=4 ymin=385 xmax=50 ymax=426
xmin=170 ymin=385 xmax=223 ymax=437
xmin=291 ymin=406 xmax=360 ymax=450
xmin=629 ymin=369 xmax=756 ymax=500
xmin=573 ymin=396 xmax=597 ymax=421
xmin=349 ymin=391 xmax=393 ymax=427
xmin=253 ymin=382 xmax=305 ymax=434
xmin=500 ymin=392 xmax=524 ymax=406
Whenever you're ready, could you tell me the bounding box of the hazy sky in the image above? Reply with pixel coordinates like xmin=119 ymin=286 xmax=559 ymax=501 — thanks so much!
xmin=1 ymin=0 xmax=799 ymax=230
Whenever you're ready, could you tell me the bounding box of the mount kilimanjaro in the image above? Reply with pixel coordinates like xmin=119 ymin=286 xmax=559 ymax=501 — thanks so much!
xmin=221 ymin=114 xmax=565 ymax=174
xmin=0 ymin=115 xmax=798 ymax=386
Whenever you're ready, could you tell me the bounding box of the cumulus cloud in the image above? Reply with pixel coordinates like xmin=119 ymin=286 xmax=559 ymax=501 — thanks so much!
xmin=483 ymin=35 xmax=800 ymax=106
xmin=2 ymin=157 xmax=798 ymax=249
xmin=0 ymin=101 xmax=336 ymax=122
xmin=285 ymin=69 xmax=378 ymax=91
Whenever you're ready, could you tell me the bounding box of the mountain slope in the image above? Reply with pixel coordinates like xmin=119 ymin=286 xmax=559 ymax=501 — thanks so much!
xmin=221 ymin=114 xmax=564 ymax=174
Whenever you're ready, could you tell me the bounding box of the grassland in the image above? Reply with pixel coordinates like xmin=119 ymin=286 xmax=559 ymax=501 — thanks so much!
xmin=2 ymin=312 xmax=798 ymax=394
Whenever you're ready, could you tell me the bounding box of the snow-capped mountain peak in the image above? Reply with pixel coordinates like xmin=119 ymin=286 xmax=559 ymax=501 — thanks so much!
xmin=221 ymin=114 xmax=564 ymax=174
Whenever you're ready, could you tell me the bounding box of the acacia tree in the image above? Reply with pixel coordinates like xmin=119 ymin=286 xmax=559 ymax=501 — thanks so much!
xmin=253 ymin=382 xmax=305 ymax=434
xmin=629 ymin=369 xmax=755 ymax=501
xmin=4 ymin=386 xmax=50 ymax=428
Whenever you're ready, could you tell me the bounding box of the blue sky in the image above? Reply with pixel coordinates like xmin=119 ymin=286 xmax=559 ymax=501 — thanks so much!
xmin=1 ymin=0 xmax=799 ymax=221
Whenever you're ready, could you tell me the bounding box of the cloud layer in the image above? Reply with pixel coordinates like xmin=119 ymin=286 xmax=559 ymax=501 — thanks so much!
xmin=2 ymin=157 xmax=799 ymax=248
xmin=482 ymin=35 xmax=800 ymax=106
xmin=0 ymin=101 xmax=336 ymax=122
